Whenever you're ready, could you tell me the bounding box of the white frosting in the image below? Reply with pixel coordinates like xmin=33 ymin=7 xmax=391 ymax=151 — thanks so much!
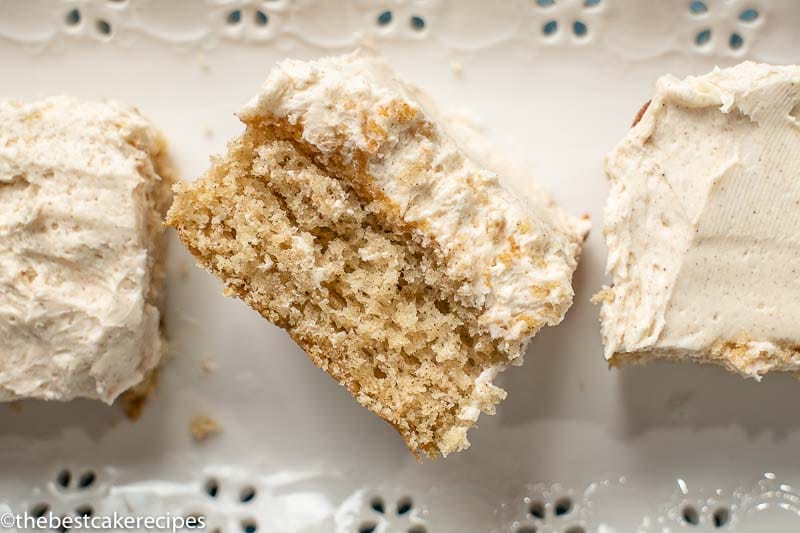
xmin=456 ymin=365 xmax=503 ymax=423
xmin=600 ymin=62 xmax=800 ymax=378
xmin=440 ymin=111 xmax=590 ymax=245
xmin=240 ymin=51 xmax=586 ymax=352
xmin=0 ymin=96 xmax=166 ymax=402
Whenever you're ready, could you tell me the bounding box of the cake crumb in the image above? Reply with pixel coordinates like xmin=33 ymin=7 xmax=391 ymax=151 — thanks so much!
xmin=198 ymin=52 xmax=210 ymax=72
xmin=190 ymin=414 xmax=221 ymax=442
xmin=119 ymin=370 xmax=159 ymax=421
xmin=201 ymin=356 xmax=216 ymax=374
xmin=449 ymin=60 xmax=464 ymax=77
xmin=8 ymin=401 xmax=22 ymax=413
xmin=202 ymin=125 xmax=214 ymax=138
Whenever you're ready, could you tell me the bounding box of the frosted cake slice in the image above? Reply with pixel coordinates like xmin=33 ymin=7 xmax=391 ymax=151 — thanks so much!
xmin=598 ymin=62 xmax=800 ymax=379
xmin=167 ymin=52 xmax=586 ymax=457
xmin=0 ymin=96 xmax=173 ymax=403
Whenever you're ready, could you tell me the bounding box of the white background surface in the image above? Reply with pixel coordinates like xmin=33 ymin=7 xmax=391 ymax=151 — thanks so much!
xmin=1 ymin=0 xmax=799 ymax=531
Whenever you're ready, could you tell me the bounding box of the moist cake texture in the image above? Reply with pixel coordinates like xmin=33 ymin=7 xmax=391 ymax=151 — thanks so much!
xmin=0 ymin=96 xmax=173 ymax=402
xmin=598 ymin=62 xmax=800 ymax=379
xmin=168 ymin=52 xmax=586 ymax=457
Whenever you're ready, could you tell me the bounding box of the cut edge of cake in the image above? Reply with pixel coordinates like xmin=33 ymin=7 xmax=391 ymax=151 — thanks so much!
xmin=167 ymin=52 xmax=587 ymax=457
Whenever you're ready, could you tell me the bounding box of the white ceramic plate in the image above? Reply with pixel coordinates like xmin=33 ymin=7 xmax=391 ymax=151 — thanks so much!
xmin=1 ymin=0 xmax=799 ymax=531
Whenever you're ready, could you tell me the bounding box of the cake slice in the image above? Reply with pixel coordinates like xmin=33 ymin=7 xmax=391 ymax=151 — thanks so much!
xmin=167 ymin=52 xmax=586 ymax=457
xmin=0 ymin=96 xmax=173 ymax=403
xmin=597 ymin=62 xmax=800 ymax=379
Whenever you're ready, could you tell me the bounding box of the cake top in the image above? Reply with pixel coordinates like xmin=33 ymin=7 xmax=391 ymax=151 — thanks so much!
xmin=0 ymin=96 xmax=166 ymax=402
xmin=601 ymin=62 xmax=800 ymax=375
xmin=241 ymin=52 xmax=586 ymax=351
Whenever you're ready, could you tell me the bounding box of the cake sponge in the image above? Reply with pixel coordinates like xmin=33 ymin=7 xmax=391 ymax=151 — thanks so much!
xmin=167 ymin=53 xmax=586 ymax=457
